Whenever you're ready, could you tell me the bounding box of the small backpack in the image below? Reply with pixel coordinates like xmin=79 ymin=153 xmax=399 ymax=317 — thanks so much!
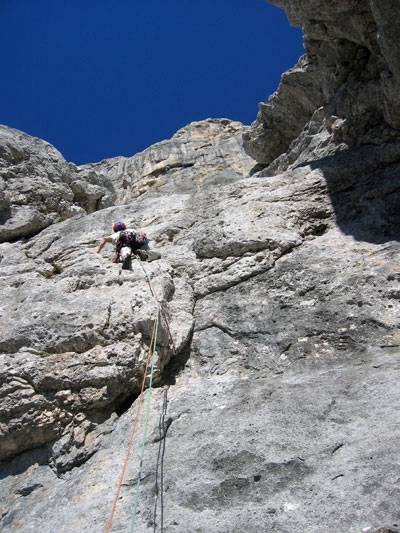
xmin=118 ymin=230 xmax=141 ymax=251
xmin=117 ymin=230 xmax=148 ymax=251
xmin=139 ymin=233 xmax=149 ymax=246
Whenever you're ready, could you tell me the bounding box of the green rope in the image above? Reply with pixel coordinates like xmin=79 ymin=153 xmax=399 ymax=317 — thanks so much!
xmin=130 ymin=303 xmax=161 ymax=533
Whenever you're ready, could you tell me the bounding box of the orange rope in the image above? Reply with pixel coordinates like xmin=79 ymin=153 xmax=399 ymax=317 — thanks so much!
xmin=105 ymin=314 xmax=159 ymax=533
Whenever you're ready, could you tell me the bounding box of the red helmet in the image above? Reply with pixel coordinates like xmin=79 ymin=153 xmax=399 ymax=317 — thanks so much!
xmin=113 ymin=221 xmax=126 ymax=232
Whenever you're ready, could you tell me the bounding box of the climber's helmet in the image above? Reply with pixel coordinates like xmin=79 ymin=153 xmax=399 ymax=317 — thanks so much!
xmin=113 ymin=221 xmax=126 ymax=232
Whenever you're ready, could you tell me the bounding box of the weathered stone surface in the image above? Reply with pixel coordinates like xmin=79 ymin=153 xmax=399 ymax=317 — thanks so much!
xmin=0 ymin=126 xmax=84 ymax=242
xmin=78 ymin=118 xmax=256 ymax=202
xmin=244 ymin=0 xmax=400 ymax=169
xmin=0 ymin=118 xmax=254 ymax=244
xmin=0 ymin=125 xmax=115 ymax=239
xmin=1 ymin=1 xmax=400 ymax=532
xmin=0 ymin=211 xmax=195 ymax=465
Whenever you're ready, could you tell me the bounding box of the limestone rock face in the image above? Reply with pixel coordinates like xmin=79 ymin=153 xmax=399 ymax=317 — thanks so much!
xmin=0 ymin=126 xmax=80 ymax=242
xmin=0 ymin=126 xmax=118 ymax=242
xmin=0 ymin=117 xmax=253 ymax=470
xmin=1 ymin=2 xmax=400 ymax=533
xmin=0 ymin=211 xmax=194 ymax=466
xmin=78 ymin=118 xmax=255 ymax=202
xmin=243 ymin=0 xmax=400 ymax=171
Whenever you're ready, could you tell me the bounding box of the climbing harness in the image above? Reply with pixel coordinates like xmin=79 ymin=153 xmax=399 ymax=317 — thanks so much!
xmin=106 ymin=255 xmax=176 ymax=532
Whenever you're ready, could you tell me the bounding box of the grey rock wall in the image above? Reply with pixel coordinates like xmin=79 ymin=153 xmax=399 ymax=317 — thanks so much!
xmin=77 ymin=118 xmax=255 ymax=202
xmin=1 ymin=1 xmax=400 ymax=532
xmin=0 ymin=125 xmax=119 ymax=242
xmin=0 ymin=126 xmax=81 ymax=242
xmin=244 ymin=0 xmax=400 ymax=172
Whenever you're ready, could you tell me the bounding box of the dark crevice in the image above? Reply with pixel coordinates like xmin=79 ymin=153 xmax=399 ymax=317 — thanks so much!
xmin=161 ymin=329 xmax=193 ymax=386
xmin=0 ymin=444 xmax=52 ymax=479
xmin=0 ymin=224 xmax=52 ymax=244
xmin=150 ymin=416 xmax=173 ymax=444
xmin=0 ymin=206 xmax=11 ymax=225
xmin=145 ymin=162 xmax=194 ymax=179
xmin=249 ymin=163 xmax=267 ymax=176
xmin=195 ymin=323 xmax=235 ymax=339
xmin=115 ymin=389 xmax=141 ymax=417
xmin=115 ymin=328 xmax=194 ymax=414
xmin=331 ymin=442 xmax=344 ymax=455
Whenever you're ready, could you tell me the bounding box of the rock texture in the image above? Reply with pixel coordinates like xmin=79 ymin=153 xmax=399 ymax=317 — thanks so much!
xmin=0 ymin=126 xmax=117 ymax=243
xmin=77 ymin=118 xmax=255 ymax=202
xmin=1 ymin=1 xmax=400 ymax=532
xmin=244 ymin=0 xmax=400 ymax=172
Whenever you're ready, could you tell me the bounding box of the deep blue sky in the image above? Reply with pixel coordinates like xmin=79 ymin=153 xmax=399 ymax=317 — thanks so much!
xmin=0 ymin=1 xmax=303 ymax=165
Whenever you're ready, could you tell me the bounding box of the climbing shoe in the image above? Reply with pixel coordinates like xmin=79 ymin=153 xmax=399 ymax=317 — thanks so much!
xmin=135 ymin=249 xmax=148 ymax=261
xmin=121 ymin=255 xmax=132 ymax=270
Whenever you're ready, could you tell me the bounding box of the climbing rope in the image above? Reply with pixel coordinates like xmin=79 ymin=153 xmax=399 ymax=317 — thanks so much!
xmin=153 ymin=385 xmax=170 ymax=532
xmin=160 ymin=309 xmax=177 ymax=356
xmin=134 ymin=254 xmax=160 ymax=302
xmin=130 ymin=303 xmax=161 ymax=532
xmin=105 ymin=310 xmax=159 ymax=533
xmin=134 ymin=254 xmax=177 ymax=355
xmin=106 ymin=253 xmax=176 ymax=532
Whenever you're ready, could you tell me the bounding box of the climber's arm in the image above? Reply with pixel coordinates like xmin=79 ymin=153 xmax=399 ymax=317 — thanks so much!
xmin=96 ymin=236 xmax=112 ymax=253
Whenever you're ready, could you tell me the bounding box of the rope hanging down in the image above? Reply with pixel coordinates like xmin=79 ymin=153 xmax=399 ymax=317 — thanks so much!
xmin=135 ymin=254 xmax=177 ymax=355
xmin=106 ymin=255 xmax=176 ymax=532
xmin=105 ymin=308 xmax=160 ymax=533
xmin=152 ymin=385 xmax=169 ymax=532
xmin=130 ymin=303 xmax=161 ymax=532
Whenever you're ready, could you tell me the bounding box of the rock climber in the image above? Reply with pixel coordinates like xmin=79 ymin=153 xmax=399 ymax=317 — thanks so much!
xmin=96 ymin=221 xmax=159 ymax=268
